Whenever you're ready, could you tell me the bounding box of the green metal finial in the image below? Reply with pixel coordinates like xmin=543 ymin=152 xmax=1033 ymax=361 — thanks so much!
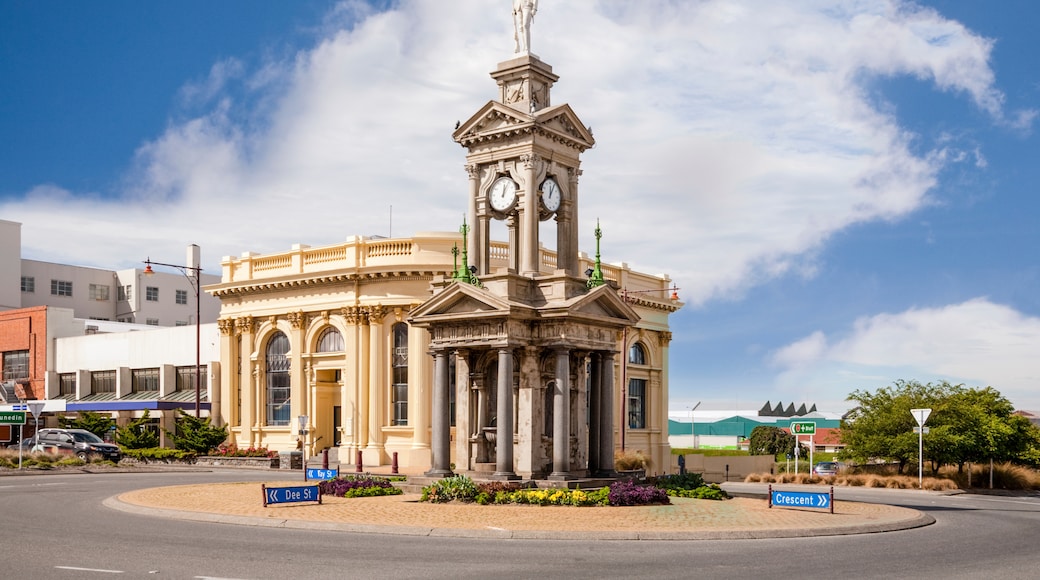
xmin=586 ymin=219 xmax=605 ymax=289
xmin=452 ymin=216 xmax=482 ymax=287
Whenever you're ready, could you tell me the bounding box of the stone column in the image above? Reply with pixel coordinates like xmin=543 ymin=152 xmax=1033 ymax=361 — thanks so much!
xmin=358 ymin=310 xmax=370 ymax=450
xmin=558 ymin=167 xmax=581 ymax=275
xmin=366 ymin=306 xmax=386 ymax=455
xmin=235 ymin=317 xmax=256 ymax=444
xmin=598 ymin=352 xmax=616 ymax=475
xmin=520 ymin=154 xmax=539 ymax=276
xmin=454 ymin=349 xmax=472 ymax=471
xmin=426 ymin=349 xmax=453 ymax=477
xmin=587 ymin=352 xmax=601 ymax=473
xmin=549 ymin=347 xmax=571 ymax=479
xmin=341 ymin=307 xmax=360 ymax=456
xmin=493 ymin=348 xmax=518 ymax=479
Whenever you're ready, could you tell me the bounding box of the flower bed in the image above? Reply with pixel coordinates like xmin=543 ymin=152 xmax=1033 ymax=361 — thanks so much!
xmin=318 ymin=475 xmax=403 ymax=498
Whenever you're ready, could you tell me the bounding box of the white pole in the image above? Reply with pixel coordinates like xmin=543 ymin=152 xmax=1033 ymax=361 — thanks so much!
xmin=918 ymin=427 xmax=923 ymax=489
xmin=809 ymin=435 xmax=814 ymax=476
xmin=794 ymin=436 xmax=800 ymax=474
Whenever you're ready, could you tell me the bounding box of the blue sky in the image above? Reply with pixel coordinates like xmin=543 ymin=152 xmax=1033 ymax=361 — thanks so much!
xmin=2 ymin=1 xmax=1038 ymax=413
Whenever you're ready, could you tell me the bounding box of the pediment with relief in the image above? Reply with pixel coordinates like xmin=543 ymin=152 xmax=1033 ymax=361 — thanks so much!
xmin=453 ymin=101 xmax=532 ymax=145
xmin=532 ymin=104 xmax=595 ymax=149
xmin=409 ymin=282 xmax=511 ymax=323
xmin=558 ymin=284 xmax=640 ymax=326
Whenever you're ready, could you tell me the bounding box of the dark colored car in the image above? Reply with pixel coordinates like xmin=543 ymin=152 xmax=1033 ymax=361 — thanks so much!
xmin=7 ymin=436 xmax=35 ymax=451
xmin=34 ymin=428 xmax=121 ymax=462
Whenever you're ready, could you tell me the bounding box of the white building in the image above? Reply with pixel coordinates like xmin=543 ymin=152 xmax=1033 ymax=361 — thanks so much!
xmin=1 ymin=219 xmax=221 ymax=326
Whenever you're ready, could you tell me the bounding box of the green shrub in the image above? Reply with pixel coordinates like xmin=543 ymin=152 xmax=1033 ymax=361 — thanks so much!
xmin=115 ymin=410 xmax=160 ymax=449
xmin=420 ymin=475 xmax=480 ymax=503
xmin=668 ymin=484 xmax=729 ymax=500
xmin=165 ymin=410 xmax=228 ymax=454
xmin=121 ymin=447 xmax=196 ymax=461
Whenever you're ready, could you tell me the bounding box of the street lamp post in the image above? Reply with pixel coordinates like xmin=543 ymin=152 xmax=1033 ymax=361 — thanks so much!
xmin=143 ymin=245 xmax=203 ymax=418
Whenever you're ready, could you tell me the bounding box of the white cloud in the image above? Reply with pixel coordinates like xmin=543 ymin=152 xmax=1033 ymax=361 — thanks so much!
xmin=3 ymin=0 xmax=1029 ymax=300
xmin=771 ymin=299 xmax=1040 ymax=408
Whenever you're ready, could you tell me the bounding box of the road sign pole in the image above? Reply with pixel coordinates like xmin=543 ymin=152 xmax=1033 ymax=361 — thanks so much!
xmin=910 ymin=408 xmax=931 ymax=490
xmin=809 ymin=435 xmax=814 ymax=476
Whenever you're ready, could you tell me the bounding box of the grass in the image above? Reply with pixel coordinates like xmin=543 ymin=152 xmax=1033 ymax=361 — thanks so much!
xmin=746 ymin=462 xmax=1040 ymax=491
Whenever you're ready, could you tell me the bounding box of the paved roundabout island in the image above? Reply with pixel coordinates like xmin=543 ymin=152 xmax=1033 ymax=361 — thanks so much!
xmin=107 ymin=480 xmax=933 ymax=540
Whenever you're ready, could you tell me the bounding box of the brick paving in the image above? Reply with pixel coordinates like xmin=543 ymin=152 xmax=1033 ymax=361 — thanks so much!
xmin=112 ymin=479 xmax=932 ymax=540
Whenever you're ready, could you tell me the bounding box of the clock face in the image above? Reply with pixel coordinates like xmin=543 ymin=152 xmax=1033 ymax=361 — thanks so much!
xmin=541 ymin=177 xmax=561 ymax=212
xmin=489 ymin=176 xmax=518 ymax=211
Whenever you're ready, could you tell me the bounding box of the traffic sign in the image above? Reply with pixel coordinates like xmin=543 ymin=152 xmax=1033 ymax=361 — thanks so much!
xmin=262 ymin=484 xmax=322 ymax=507
xmin=913 ymin=426 xmax=930 ymax=434
xmin=910 ymin=408 xmax=932 ymax=426
xmin=0 ymin=411 xmax=26 ymax=425
xmin=306 ymin=468 xmax=338 ymax=481
xmin=770 ymin=489 xmax=832 ymax=511
xmin=790 ymin=421 xmax=816 ymax=435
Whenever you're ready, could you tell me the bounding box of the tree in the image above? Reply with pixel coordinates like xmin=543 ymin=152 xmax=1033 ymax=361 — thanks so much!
xmin=841 ymin=380 xmax=1040 ymax=472
xmin=841 ymin=380 xmax=947 ymax=473
xmin=165 ymin=410 xmax=228 ymax=454
xmin=748 ymin=426 xmax=803 ymax=457
xmin=115 ymin=410 xmax=160 ymax=449
xmin=58 ymin=411 xmax=115 ymax=439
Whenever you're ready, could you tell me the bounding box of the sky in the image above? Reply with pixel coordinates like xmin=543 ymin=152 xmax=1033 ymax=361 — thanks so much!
xmin=2 ymin=0 xmax=1038 ymax=414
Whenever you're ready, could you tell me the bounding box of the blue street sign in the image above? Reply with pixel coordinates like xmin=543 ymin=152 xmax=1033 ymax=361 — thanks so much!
xmin=262 ymin=484 xmax=322 ymax=507
xmin=13 ymin=404 xmax=26 ymax=410
xmin=306 ymin=468 xmax=338 ymax=481
xmin=770 ymin=489 xmax=831 ymax=510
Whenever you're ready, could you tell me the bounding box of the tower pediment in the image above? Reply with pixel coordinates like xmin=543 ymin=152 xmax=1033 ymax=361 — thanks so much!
xmin=453 ymin=101 xmax=594 ymax=152
xmin=409 ymin=281 xmax=517 ymax=324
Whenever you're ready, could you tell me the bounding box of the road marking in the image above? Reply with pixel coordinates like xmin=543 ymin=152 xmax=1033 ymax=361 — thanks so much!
xmin=55 ymin=566 xmax=124 ymax=574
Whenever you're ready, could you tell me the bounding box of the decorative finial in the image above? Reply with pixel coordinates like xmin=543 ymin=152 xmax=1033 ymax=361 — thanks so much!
xmin=513 ymin=0 xmax=538 ymax=54
xmin=586 ymin=219 xmax=605 ymax=289
xmin=452 ymin=216 xmax=482 ymax=288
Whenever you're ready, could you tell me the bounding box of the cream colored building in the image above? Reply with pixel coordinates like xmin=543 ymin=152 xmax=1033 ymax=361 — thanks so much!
xmin=208 ymin=51 xmax=681 ymax=478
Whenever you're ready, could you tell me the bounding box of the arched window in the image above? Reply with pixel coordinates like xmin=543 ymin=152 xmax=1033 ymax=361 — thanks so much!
xmin=391 ymin=323 xmax=409 ymax=425
xmin=316 ymin=327 xmax=343 ymax=353
xmin=629 ymin=342 xmax=646 ymax=365
xmin=627 ymin=342 xmax=647 ymax=429
xmin=266 ymin=332 xmax=290 ymax=426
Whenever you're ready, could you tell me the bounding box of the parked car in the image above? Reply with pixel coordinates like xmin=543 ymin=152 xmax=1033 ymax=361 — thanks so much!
xmin=7 ymin=437 xmax=36 ymax=451
xmin=33 ymin=428 xmax=121 ymax=462
xmin=813 ymin=461 xmax=841 ymax=476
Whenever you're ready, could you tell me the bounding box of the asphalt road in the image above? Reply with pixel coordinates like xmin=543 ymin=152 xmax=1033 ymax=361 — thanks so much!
xmin=2 ymin=470 xmax=1039 ymax=579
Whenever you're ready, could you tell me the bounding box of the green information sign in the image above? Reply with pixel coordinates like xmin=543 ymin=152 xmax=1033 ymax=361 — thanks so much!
xmin=790 ymin=421 xmax=816 ymax=435
xmin=0 ymin=411 xmax=27 ymax=425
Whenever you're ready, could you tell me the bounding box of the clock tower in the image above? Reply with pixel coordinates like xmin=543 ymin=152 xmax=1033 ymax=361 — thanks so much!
xmin=411 ymin=21 xmax=642 ymax=481
xmin=452 ymin=54 xmax=595 ymax=277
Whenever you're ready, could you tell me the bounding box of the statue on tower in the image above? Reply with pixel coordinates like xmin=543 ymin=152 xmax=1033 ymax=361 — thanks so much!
xmin=513 ymin=0 xmax=538 ymax=54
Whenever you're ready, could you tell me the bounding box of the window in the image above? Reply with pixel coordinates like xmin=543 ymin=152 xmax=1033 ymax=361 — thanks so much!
xmin=266 ymin=333 xmax=290 ymax=426
xmin=627 ymin=378 xmax=647 ymax=429
xmin=20 ymin=276 xmax=34 ymax=293
xmin=91 ymin=370 xmax=116 ymax=394
xmin=391 ymin=323 xmax=409 ymax=426
xmin=89 ymin=284 xmax=110 ymax=301
xmin=175 ymin=321 xmax=188 ymax=327
xmin=59 ymin=373 xmax=76 ymax=396
xmin=51 ymin=279 xmax=73 ymax=296
xmin=176 ymin=289 xmax=188 ymax=305
xmin=176 ymin=366 xmax=198 ymax=392
xmin=146 ymin=286 xmax=159 ymax=301
xmin=316 ymin=327 xmax=344 ymax=352
xmin=629 ymin=343 xmax=646 ymax=365
xmin=132 ymin=368 xmax=159 ymax=392
xmin=2 ymin=350 xmax=29 ymax=380
xmin=146 ymin=318 xmax=159 ymax=326
xmin=117 ymin=285 xmax=131 ymax=301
